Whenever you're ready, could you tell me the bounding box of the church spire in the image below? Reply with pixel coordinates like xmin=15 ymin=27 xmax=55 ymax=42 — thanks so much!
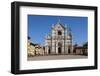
xmin=68 ymin=26 xmax=71 ymax=33
xmin=58 ymin=19 xmax=60 ymax=23
xmin=57 ymin=18 xmax=61 ymax=24
xmin=51 ymin=24 xmax=54 ymax=29
xmin=67 ymin=26 xmax=72 ymax=37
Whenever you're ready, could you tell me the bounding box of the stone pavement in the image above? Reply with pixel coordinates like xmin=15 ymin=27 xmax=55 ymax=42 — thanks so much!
xmin=28 ymin=55 xmax=87 ymax=61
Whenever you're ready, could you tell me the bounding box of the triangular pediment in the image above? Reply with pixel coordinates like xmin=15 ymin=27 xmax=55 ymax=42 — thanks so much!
xmin=53 ymin=22 xmax=65 ymax=31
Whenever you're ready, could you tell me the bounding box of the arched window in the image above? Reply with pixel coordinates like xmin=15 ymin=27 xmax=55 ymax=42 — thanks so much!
xmin=58 ymin=30 xmax=62 ymax=35
xmin=58 ymin=42 xmax=62 ymax=47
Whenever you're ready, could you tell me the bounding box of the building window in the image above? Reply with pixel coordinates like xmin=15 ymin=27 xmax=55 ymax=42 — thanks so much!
xmin=73 ymin=49 xmax=76 ymax=53
xmin=58 ymin=42 xmax=62 ymax=47
xmin=58 ymin=30 xmax=62 ymax=35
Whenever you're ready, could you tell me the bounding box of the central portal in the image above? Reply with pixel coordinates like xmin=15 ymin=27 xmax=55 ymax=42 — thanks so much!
xmin=58 ymin=42 xmax=62 ymax=54
xmin=58 ymin=47 xmax=61 ymax=54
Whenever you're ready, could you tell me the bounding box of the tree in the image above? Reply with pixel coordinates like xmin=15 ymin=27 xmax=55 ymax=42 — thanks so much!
xmin=82 ymin=42 xmax=88 ymax=56
xmin=83 ymin=42 xmax=88 ymax=48
xmin=74 ymin=43 xmax=78 ymax=47
xmin=28 ymin=36 xmax=31 ymax=39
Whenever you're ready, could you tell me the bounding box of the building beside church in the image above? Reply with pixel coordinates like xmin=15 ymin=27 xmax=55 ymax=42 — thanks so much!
xmin=27 ymin=37 xmax=45 ymax=57
xmin=73 ymin=46 xmax=87 ymax=55
xmin=45 ymin=21 xmax=73 ymax=55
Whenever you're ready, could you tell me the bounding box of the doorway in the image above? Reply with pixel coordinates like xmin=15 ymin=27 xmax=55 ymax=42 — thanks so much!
xmin=58 ymin=47 xmax=61 ymax=54
xmin=58 ymin=42 xmax=62 ymax=54
xmin=68 ymin=48 xmax=70 ymax=54
xmin=48 ymin=48 xmax=50 ymax=54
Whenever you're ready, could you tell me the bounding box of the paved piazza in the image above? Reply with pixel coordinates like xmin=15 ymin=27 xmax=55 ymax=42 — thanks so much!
xmin=28 ymin=55 xmax=88 ymax=61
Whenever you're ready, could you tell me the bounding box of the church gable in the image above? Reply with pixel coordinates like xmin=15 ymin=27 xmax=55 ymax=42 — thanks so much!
xmin=53 ymin=22 xmax=65 ymax=31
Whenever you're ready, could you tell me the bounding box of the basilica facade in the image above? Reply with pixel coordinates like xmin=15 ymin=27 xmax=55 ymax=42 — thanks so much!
xmin=45 ymin=21 xmax=73 ymax=55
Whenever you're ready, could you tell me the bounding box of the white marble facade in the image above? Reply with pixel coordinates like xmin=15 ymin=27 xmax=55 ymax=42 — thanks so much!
xmin=45 ymin=21 xmax=73 ymax=55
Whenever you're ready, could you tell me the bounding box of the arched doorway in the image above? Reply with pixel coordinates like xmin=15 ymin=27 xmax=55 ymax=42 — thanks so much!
xmin=58 ymin=42 xmax=62 ymax=54
xmin=68 ymin=48 xmax=70 ymax=54
xmin=58 ymin=47 xmax=61 ymax=54
xmin=48 ymin=47 xmax=51 ymax=54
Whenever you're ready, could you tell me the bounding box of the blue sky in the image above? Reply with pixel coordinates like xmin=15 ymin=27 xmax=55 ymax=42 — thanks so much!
xmin=28 ymin=15 xmax=88 ymax=46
